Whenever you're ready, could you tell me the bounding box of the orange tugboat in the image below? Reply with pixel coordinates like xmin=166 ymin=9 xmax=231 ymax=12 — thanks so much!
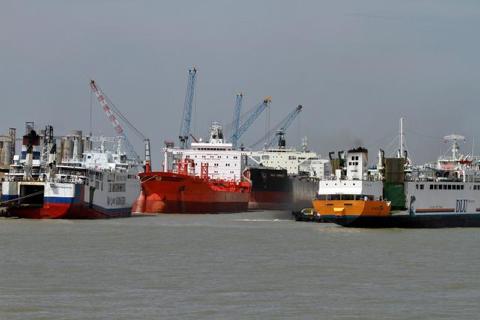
xmin=302 ymin=128 xmax=480 ymax=228
xmin=309 ymin=147 xmax=391 ymax=223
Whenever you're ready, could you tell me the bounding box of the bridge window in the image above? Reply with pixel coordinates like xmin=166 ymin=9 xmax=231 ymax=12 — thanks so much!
xmin=109 ymin=183 xmax=126 ymax=192
xmin=327 ymin=195 xmax=341 ymax=200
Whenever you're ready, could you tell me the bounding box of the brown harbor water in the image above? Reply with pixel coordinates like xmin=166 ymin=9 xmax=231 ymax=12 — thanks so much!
xmin=0 ymin=211 xmax=479 ymax=319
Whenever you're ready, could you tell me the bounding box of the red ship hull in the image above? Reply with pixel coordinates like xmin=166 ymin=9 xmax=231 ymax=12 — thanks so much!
xmin=134 ymin=171 xmax=251 ymax=214
xmin=5 ymin=203 xmax=131 ymax=219
xmin=2 ymin=185 xmax=131 ymax=219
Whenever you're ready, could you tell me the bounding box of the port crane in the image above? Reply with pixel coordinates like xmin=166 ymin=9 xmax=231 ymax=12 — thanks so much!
xmin=178 ymin=67 xmax=198 ymax=149
xmin=249 ymin=104 xmax=303 ymax=149
xmin=231 ymin=93 xmax=243 ymax=148
xmin=90 ymin=80 xmax=151 ymax=172
xmin=230 ymin=96 xmax=272 ymax=149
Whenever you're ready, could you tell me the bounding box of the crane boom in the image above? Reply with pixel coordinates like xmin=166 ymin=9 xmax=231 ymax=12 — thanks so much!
xmin=230 ymin=96 xmax=271 ymax=148
xmin=90 ymin=80 xmax=124 ymax=136
xmin=250 ymin=104 xmax=303 ymax=149
xmin=179 ymin=67 xmax=198 ymax=149
xmin=90 ymin=80 xmax=150 ymax=170
xmin=231 ymin=93 xmax=243 ymax=148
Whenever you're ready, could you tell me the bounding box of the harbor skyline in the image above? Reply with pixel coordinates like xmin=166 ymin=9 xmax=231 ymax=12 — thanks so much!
xmin=1 ymin=0 xmax=479 ymax=164
xmin=2 ymin=2 xmax=480 ymax=319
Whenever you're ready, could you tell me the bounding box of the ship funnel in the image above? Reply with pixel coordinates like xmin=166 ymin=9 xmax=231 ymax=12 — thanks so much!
xmin=277 ymin=130 xmax=286 ymax=148
xmin=22 ymin=122 xmax=40 ymax=180
xmin=337 ymin=151 xmax=345 ymax=168
xmin=209 ymin=122 xmax=224 ymax=144
xmin=48 ymin=143 xmax=57 ymax=163
xmin=8 ymin=128 xmax=16 ymax=165
xmin=378 ymin=149 xmax=385 ymax=180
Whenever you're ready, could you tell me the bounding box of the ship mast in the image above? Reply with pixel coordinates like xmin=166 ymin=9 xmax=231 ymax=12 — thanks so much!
xmin=443 ymin=134 xmax=465 ymax=160
xmin=399 ymin=117 xmax=405 ymax=158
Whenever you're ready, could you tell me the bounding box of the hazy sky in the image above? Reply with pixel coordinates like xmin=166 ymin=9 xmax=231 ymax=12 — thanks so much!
xmin=1 ymin=0 xmax=480 ymax=166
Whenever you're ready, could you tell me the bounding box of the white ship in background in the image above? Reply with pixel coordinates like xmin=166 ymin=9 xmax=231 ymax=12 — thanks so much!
xmin=245 ymin=132 xmax=331 ymax=211
xmin=249 ymin=135 xmax=330 ymax=178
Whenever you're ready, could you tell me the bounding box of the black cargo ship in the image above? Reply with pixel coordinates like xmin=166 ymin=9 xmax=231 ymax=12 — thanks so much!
xmin=245 ymin=167 xmax=318 ymax=211
xmin=245 ymin=167 xmax=292 ymax=210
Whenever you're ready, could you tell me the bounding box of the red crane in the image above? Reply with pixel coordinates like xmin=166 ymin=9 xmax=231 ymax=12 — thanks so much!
xmin=90 ymin=80 xmax=151 ymax=172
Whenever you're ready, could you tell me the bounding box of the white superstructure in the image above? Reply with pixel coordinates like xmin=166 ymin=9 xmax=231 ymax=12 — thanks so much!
xmin=163 ymin=122 xmax=246 ymax=182
xmin=403 ymin=134 xmax=480 ymax=214
xmin=317 ymin=147 xmax=384 ymax=200
xmin=56 ymin=138 xmax=140 ymax=212
xmin=316 ymin=135 xmax=480 ymax=215
xmin=248 ymin=137 xmax=330 ymax=177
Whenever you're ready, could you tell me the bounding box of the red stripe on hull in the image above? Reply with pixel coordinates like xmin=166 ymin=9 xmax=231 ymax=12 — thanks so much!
xmin=249 ymin=191 xmax=291 ymax=210
xmin=151 ymin=200 xmax=248 ymax=214
xmin=138 ymin=171 xmax=250 ymax=214
xmin=6 ymin=203 xmax=131 ymax=219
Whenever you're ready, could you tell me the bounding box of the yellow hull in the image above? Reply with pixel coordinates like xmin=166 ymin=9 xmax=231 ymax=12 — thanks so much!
xmin=312 ymin=199 xmax=391 ymax=217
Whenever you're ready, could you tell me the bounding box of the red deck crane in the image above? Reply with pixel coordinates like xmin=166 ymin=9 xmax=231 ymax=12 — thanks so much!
xmin=89 ymin=80 xmax=151 ymax=172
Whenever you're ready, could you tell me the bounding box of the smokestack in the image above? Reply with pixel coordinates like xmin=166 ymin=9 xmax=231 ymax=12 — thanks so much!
xmin=378 ymin=149 xmax=385 ymax=180
xmin=8 ymin=128 xmax=16 ymax=164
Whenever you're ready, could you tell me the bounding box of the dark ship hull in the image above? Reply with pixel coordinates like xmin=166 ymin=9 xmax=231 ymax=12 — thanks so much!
xmin=246 ymin=167 xmax=318 ymax=212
